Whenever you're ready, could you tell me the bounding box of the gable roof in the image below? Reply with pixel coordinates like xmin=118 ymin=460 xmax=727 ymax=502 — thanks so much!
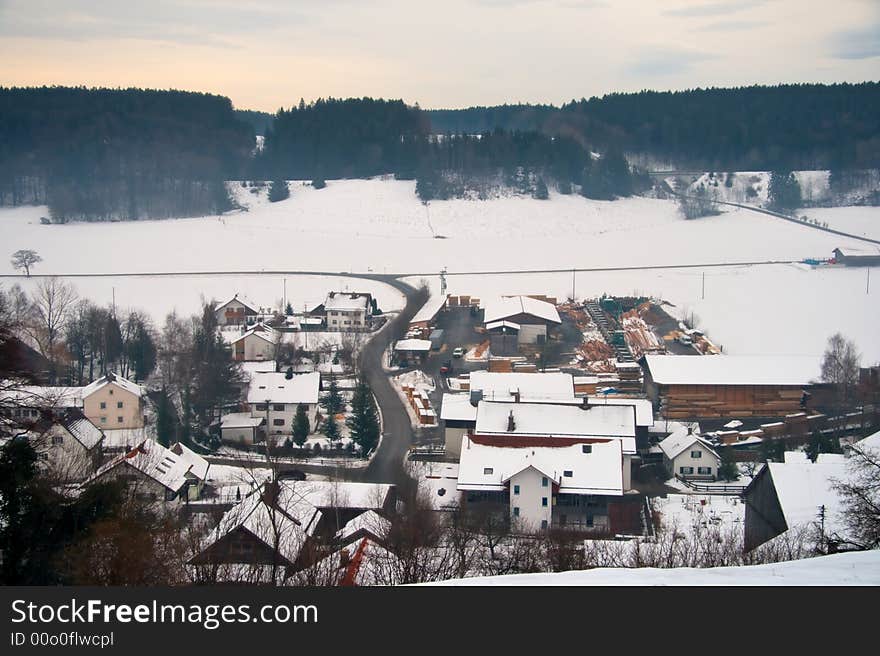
xmin=335 ymin=510 xmax=392 ymax=545
xmin=474 ymin=400 xmax=636 ymax=453
xmin=169 ymin=441 xmax=210 ymax=482
xmin=642 ymin=354 xmax=822 ymax=387
xmin=324 ymin=292 xmax=371 ymax=312
xmin=216 ymin=294 xmax=259 ymax=314
xmin=86 ymin=438 xmax=191 ymax=493
xmin=483 ymin=295 xmax=561 ymax=325
xmin=247 ymin=371 xmax=320 ymax=405
xmin=468 ymin=371 xmax=574 ymax=402
xmin=457 ymin=435 xmax=624 ymax=496
xmin=82 ymin=372 xmax=144 ymax=399
xmin=231 ymin=325 xmax=279 ymax=345
xmin=657 ymin=427 xmax=718 ymax=461
xmin=59 ymin=409 xmax=104 ymax=450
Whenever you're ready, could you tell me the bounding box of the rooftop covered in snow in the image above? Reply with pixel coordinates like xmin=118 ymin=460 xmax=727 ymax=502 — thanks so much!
xmin=642 ymin=354 xmax=823 ymax=387
xmin=468 ymin=370 xmax=574 ymax=402
xmin=482 ymin=295 xmax=561 ymax=325
xmin=247 ymin=371 xmax=321 ymax=405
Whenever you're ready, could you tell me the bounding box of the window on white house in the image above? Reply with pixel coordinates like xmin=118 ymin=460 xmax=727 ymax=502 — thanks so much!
xmin=52 ymin=434 xmax=63 ymax=445
xmin=100 ymin=402 xmax=106 ymax=409
xmin=541 ymin=477 xmax=548 ymax=487
xmin=542 ymin=497 xmax=548 ymax=507
xmin=117 ymin=401 xmax=123 ymax=409
xmin=117 ymin=416 xmax=123 ymax=423
xmin=541 ymin=520 xmax=548 ymax=530
xmin=582 ymin=445 xmax=592 ymax=454
xmin=691 ymin=450 xmax=702 ymax=458
xmin=513 ymin=507 xmax=520 ymax=517
xmin=563 ymin=470 xmax=573 ymax=477
xmin=680 ymin=466 xmax=694 ymax=475
xmin=273 ymin=419 xmax=285 ymax=426
xmin=698 ymin=466 xmax=712 ymax=475
xmin=483 ymin=467 xmax=493 ymax=475
xmin=273 ymin=404 xmax=284 ymax=411
xmin=513 ymin=485 xmax=520 ymax=495
xmin=255 ymin=404 xmax=268 ymax=411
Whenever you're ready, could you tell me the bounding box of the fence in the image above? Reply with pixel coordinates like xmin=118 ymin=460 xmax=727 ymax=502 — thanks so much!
xmin=674 ymin=474 xmax=746 ymax=495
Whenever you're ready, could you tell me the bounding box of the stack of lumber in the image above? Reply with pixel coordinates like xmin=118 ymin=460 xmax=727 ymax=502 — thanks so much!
xmin=660 ymin=384 xmax=808 ymax=419
xmin=473 ymin=340 xmax=490 ymax=358
xmin=620 ymin=307 xmax=665 ymax=359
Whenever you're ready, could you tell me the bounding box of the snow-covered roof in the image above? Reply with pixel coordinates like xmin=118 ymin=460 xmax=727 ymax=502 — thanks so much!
xmin=239 ymin=360 xmax=277 ymax=381
xmin=585 ymin=396 xmax=653 ymax=427
xmin=469 ymin=371 xmax=574 ymax=402
xmin=335 ymin=510 xmax=391 ymax=544
xmin=61 ymin=411 xmax=104 ymax=450
xmin=291 ymin=480 xmax=394 ymax=510
xmin=82 ymin=372 xmax=144 ymax=399
xmin=216 ymin=294 xmax=259 ymax=313
xmin=411 ymin=294 xmax=448 ymax=324
xmin=87 ymin=438 xmax=191 ymax=493
xmin=474 ymin=401 xmax=636 ymax=453
xmin=483 ymin=295 xmax=561 ymax=324
xmin=325 ymin=292 xmax=370 ymax=312
xmin=169 ymin=442 xmax=210 ymax=482
xmin=440 ymin=393 xmax=479 ymax=422
xmin=457 ymin=434 xmax=624 ymax=496
xmin=855 ymin=429 xmax=880 ymax=452
xmin=100 ymin=427 xmax=151 ymax=450
xmin=247 ymin=371 xmax=321 ymax=405
xmin=0 ymin=385 xmax=84 ymax=408
xmin=211 ymin=482 xmax=317 ymax=566
xmin=231 ymin=325 xmax=279 ymax=345
xmin=485 ymin=320 xmax=521 ymax=331
xmin=221 ymin=412 xmax=265 ymax=429
xmin=834 ymin=245 xmax=880 ymax=257
xmin=657 ymin=427 xmax=718 ymax=461
xmin=761 ymin=454 xmax=849 ymax=537
xmin=394 ymin=339 xmax=432 ymax=352
xmin=643 ymin=355 xmax=822 ymax=387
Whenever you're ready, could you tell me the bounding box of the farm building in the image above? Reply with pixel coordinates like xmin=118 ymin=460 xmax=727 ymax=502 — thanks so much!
xmin=409 ymin=294 xmax=448 ymax=335
xmin=482 ymin=295 xmax=561 ymax=347
xmin=393 ymin=339 xmax=432 ymax=367
xmin=640 ymin=354 xmax=823 ymax=419
xmin=832 ymin=246 xmax=880 ymax=267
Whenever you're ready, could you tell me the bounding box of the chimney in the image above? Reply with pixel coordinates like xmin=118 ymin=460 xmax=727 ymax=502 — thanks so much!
xmin=469 ymin=388 xmax=484 ymax=407
xmin=511 ymin=387 xmax=521 ymax=403
xmin=581 ymin=395 xmax=590 ymax=409
xmin=507 ymin=410 xmax=516 ymax=432
xmin=285 ymin=367 xmax=293 ymax=380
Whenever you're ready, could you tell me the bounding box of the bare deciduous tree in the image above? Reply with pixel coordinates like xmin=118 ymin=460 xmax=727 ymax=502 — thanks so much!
xmin=27 ymin=277 xmax=78 ymax=382
xmin=10 ymin=249 xmax=42 ymax=277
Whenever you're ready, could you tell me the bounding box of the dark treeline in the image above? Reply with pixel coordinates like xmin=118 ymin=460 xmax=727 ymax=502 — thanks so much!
xmin=256 ymin=97 xmax=429 ymax=179
xmin=0 ymin=86 xmax=254 ymax=221
xmin=233 ymin=109 xmax=274 ymax=136
xmin=427 ymin=83 xmax=880 ymax=170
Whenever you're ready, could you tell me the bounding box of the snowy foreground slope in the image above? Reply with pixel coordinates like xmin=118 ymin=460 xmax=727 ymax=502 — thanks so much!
xmin=430 ymin=550 xmax=880 ymax=586
xmin=1 ymin=178 xmax=877 ymax=361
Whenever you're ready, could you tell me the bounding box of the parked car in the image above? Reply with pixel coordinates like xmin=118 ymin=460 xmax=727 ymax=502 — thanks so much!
xmin=452 ymin=347 xmax=465 ymax=358
xmin=439 ymin=360 xmax=452 ymax=374
xmin=677 ymin=334 xmax=693 ymax=345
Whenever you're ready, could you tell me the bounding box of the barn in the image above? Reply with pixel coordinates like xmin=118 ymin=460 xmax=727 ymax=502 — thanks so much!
xmin=641 ymin=354 xmax=824 ymax=419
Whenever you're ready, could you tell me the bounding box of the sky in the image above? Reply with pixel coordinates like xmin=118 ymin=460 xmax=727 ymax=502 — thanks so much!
xmin=0 ymin=0 xmax=878 ymax=112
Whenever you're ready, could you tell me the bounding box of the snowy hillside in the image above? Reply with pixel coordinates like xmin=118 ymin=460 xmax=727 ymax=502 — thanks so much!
xmin=431 ymin=550 xmax=880 ymax=586
xmin=1 ymin=178 xmax=877 ymax=361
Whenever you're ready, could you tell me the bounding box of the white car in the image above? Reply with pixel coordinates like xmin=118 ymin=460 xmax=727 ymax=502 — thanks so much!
xmin=452 ymin=347 xmax=465 ymax=358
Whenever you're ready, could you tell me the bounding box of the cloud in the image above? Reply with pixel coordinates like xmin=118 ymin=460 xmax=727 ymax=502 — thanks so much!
xmin=700 ymin=19 xmax=768 ymax=32
xmin=626 ymin=47 xmax=718 ymax=77
xmin=664 ymin=1 xmax=767 ymax=18
xmin=829 ymin=24 xmax=880 ymax=60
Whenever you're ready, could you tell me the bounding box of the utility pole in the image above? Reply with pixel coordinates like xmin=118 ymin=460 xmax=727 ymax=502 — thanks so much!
xmin=572 ymin=269 xmax=576 ymax=301
xmin=440 ymin=267 xmax=447 ymax=296
xmin=283 ymin=278 xmax=287 ymax=311
xmin=867 ymin=268 xmax=870 ymax=295
xmin=701 ymin=271 xmax=705 ymax=300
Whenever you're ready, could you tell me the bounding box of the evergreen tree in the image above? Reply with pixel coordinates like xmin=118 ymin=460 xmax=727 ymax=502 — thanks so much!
xmin=806 ymin=431 xmax=843 ymax=462
xmin=292 ymin=404 xmax=310 ymax=447
xmin=312 ymin=177 xmax=326 ymax=189
xmin=768 ymin=170 xmax=802 ymax=211
xmin=284 ymin=302 xmax=293 ymax=316
xmin=533 ymin=178 xmax=549 ymax=200
xmin=717 ymin=449 xmax=739 ymax=482
xmin=347 ymin=378 xmax=381 ymax=455
xmin=320 ymin=379 xmax=345 ymax=416
xmin=155 ymin=388 xmax=177 ymax=447
xmin=323 ymin=413 xmax=340 ymax=444
xmin=267 ymin=179 xmax=290 ymax=202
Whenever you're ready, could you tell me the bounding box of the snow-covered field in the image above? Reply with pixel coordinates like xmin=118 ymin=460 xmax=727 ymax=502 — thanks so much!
xmin=1 ymin=178 xmax=877 ymax=361
xmin=431 ymin=549 xmax=880 ymax=586
xmin=801 ymin=206 xmax=880 ymax=240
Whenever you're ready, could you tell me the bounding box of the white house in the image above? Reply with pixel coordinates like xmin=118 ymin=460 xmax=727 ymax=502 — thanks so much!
xmin=220 ymin=412 xmax=267 ymax=445
xmin=215 ymin=294 xmax=260 ymax=326
xmin=657 ymin=426 xmax=721 ymax=480
xmin=247 ymin=371 xmax=321 ymax=439
xmin=81 ymin=372 xmax=146 ymax=430
xmin=231 ymin=324 xmax=279 ymax=362
xmin=29 ymin=409 xmax=104 ymax=482
xmin=458 ymin=434 xmax=625 ymax=533
xmin=323 ymin=292 xmax=373 ymax=330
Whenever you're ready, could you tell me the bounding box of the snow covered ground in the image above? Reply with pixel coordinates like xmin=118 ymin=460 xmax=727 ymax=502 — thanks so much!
xmin=431 ymin=549 xmax=880 ymax=585
xmin=800 ymin=206 xmax=880 ymax=240
xmin=1 ymin=178 xmax=876 ymax=360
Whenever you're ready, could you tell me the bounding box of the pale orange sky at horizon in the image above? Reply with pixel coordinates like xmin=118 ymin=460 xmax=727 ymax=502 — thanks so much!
xmin=0 ymin=0 xmax=878 ymax=112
